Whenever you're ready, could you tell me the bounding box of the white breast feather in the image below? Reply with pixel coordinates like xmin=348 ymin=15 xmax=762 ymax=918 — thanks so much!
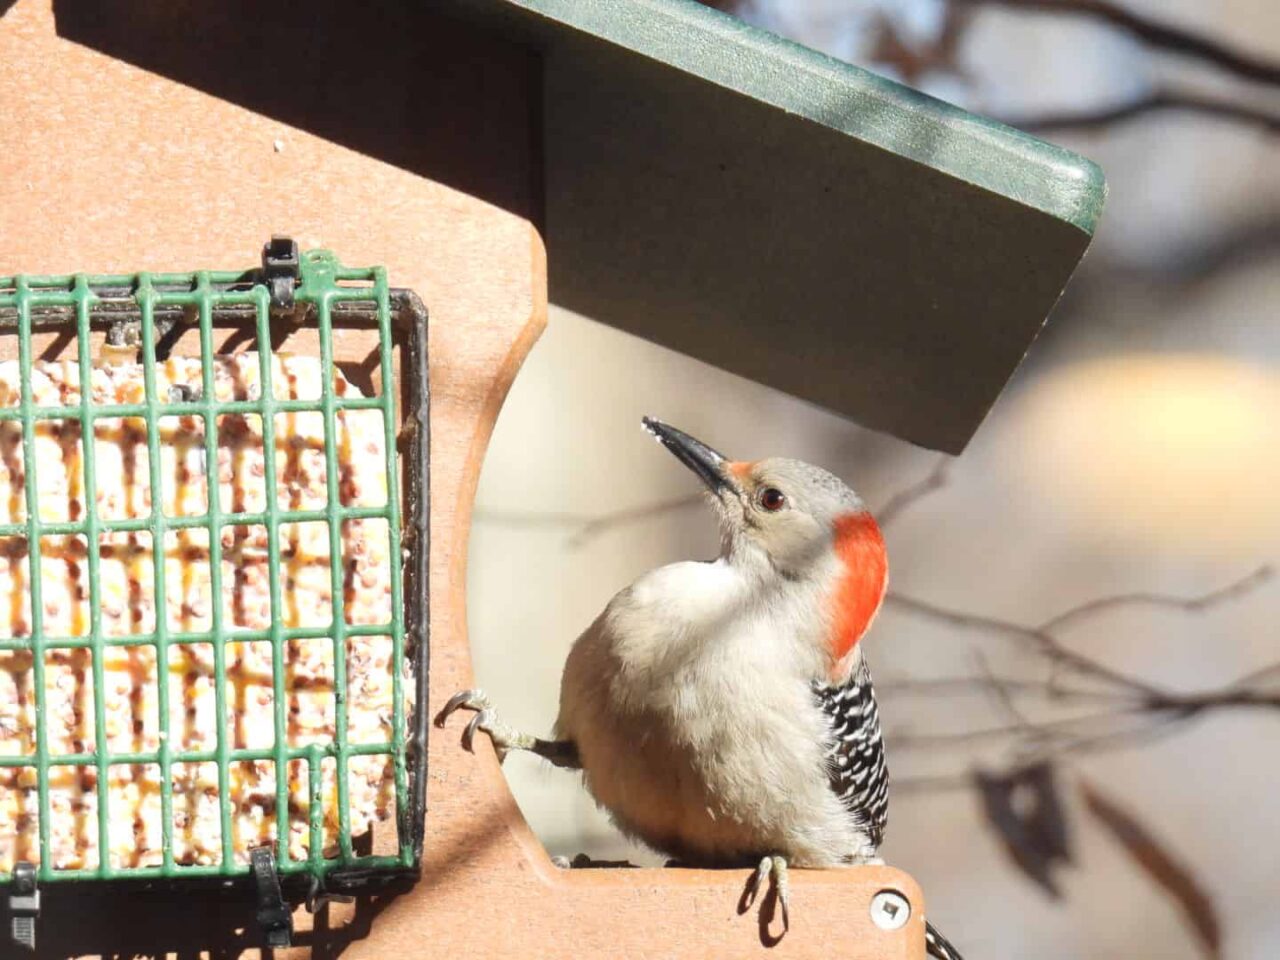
xmin=556 ymin=558 xmax=869 ymax=866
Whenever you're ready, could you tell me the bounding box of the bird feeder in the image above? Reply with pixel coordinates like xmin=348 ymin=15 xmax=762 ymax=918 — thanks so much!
xmin=0 ymin=0 xmax=1104 ymax=956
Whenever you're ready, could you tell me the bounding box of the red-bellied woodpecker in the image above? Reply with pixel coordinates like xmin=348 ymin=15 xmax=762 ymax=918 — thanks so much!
xmin=438 ymin=418 xmax=965 ymax=960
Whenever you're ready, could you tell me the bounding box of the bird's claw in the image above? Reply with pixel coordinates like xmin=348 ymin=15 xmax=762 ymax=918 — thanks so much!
xmin=435 ymin=688 xmax=513 ymax=761
xmin=435 ymin=688 xmax=491 ymax=729
xmin=463 ymin=709 xmax=498 ymax=754
xmin=743 ymin=855 xmax=790 ymax=933
xmin=744 ymin=857 xmax=768 ymax=910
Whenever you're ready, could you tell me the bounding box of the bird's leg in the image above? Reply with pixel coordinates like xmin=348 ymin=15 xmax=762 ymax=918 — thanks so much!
xmin=743 ymin=854 xmax=790 ymax=932
xmin=434 ymin=689 xmax=581 ymax=768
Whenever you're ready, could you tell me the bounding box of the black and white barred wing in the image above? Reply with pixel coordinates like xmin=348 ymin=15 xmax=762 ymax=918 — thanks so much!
xmin=813 ymin=655 xmax=889 ymax=850
xmin=816 ymin=659 xmax=965 ymax=960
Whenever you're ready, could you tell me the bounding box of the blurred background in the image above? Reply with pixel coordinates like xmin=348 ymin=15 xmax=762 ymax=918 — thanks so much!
xmin=468 ymin=2 xmax=1279 ymax=957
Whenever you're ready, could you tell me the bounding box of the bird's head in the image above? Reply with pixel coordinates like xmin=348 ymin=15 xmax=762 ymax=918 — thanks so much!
xmin=642 ymin=416 xmax=878 ymax=572
xmin=642 ymin=417 xmax=888 ymax=665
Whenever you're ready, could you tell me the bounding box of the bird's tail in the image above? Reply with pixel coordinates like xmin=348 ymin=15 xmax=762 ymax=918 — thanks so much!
xmin=925 ymin=919 xmax=965 ymax=960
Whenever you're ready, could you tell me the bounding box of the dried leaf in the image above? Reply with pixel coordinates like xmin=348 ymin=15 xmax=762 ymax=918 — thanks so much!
xmin=1081 ymin=779 xmax=1221 ymax=960
xmin=976 ymin=761 xmax=1072 ymax=897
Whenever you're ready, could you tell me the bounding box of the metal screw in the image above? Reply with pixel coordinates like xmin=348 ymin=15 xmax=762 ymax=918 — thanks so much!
xmin=870 ymin=889 xmax=911 ymax=931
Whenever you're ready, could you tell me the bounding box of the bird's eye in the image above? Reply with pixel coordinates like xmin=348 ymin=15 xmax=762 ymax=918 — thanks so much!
xmin=759 ymin=487 xmax=786 ymax=512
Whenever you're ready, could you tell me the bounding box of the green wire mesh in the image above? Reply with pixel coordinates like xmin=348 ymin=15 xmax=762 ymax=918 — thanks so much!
xmin=0 ymin=246 xmax=428 ymax=889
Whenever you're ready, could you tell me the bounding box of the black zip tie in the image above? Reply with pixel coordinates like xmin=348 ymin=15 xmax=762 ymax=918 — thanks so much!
xmin=250 ymin=846 xmax=293 ymax=948
xmin=305 ymin=874 xmax=355 ymax=914
xmin=9 ymin=861 xmax=39 ymax=951
xmin=262 ymin=235 xmax=300 ymax=314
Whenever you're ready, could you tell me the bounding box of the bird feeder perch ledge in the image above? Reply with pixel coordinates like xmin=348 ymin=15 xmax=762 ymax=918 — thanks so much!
xmin=354 ymin=735 xmax=928 ymax=959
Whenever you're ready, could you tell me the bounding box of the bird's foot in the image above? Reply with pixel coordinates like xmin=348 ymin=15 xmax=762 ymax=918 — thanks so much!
xmin=435 ymin=688 xmax=582 ymax=768
xmin=434 ymin=688 xmax=529 ymax=763
xmin=742 ymin=854 xmax=790 ymax=935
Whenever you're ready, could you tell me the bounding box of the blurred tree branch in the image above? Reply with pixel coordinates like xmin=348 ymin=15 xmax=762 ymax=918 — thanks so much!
xmin=1081 ymin=780 xmax=1223 ymax=959
xmin=887 ymin=565 xmax=1274 ymax=702
xmin=1005 ymin=90 xmax=1280 ymax=134
xmin=703 ymin=0 xmax=1280 ymax=133
xmin=475 ymin=494 xmax=705 ymax=548
xmin=865 ymin=5 xmax=972 ymax=85
xmin=952 ymin=0 xmax=1280 ymax=87
xmin=877 ymin=459 xmax=1276 ymax=771
xmin=874 ymin=456 xmax=950 ymax=527
xmin=566 ymin=495 xmax=704 ymax=547
xmin=480 ymin=454 xmax=951 ymax=547
xmin=872 ymin=460 xmax=1277 ymax=765
xmin=1076 ymin=215 xmax=1280 ymax=291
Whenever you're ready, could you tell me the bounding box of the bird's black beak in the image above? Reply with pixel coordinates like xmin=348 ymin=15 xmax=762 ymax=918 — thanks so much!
xmin=642 ymin=417 xmax=731 ymax=494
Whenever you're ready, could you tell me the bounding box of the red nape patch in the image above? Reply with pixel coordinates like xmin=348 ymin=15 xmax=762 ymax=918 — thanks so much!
xmin=828 ymin=511 xmax=888 ymax=667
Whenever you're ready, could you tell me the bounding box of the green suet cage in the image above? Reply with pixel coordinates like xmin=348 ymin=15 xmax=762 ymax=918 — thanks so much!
xmin=0 ymin=239 xmax=429 ymax=947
